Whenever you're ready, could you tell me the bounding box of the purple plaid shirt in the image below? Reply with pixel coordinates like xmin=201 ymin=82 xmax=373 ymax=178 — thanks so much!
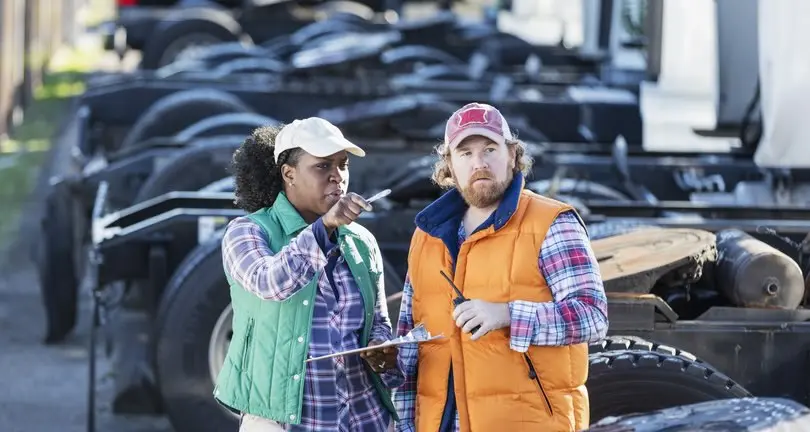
xmin=393 ymin=210 xmax=609 ymax=432
xmin=221 ymin=216 xmax=402 ymax=432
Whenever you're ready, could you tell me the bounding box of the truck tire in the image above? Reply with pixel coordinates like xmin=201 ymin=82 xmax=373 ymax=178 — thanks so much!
xmin=153 ymin=235 xmax=237 ymax=432
xmin=155 ymin=42 xmax=267 ymax=77
xmin=589 ymin=335 xmax=698 ymax=358
xmin=380 ymin=45 xmax=464 ymax=69
xmin=386 ymin=293 xmax=402 ymax=324
xmin=38 ymin=181 xmax=79 ymax=344
xmin=121 ymin=89 xmax=251 ymax=150
xmin=210 ymin=58 xmax=288 ymax=78
xmin=133 ymin=136 xmax=241 ymax=204
xmin=383 ymin=258 xmax=404 ymax=321
xmin=587 ymin=348 xmax=751 ymax=423
xmin=140 ymin=9 xmax=247 ymax=70
xmin=587 ymin=397 xmax=810 ymax=432
xmin=175 ymin=112 xmax=277 ymax=142
xmin=586 ymin=220 xmax=657 ymax=240
xmin=199 ymin=176 xmax=234 ymax=192
xmin=527 ymin=179 xmax=630 ymax=203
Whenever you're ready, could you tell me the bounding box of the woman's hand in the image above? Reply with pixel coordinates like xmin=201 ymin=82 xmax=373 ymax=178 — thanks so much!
xmin=323 ymin=193 xmax=372 ymax=232
xmin=360 ymin=340 xmax=398 ymax=373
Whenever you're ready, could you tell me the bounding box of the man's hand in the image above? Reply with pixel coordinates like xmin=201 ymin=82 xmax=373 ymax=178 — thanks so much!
xmin=360 ymin=340 xmax=398 ymax=373
xmin=452 ymin=300 xmax=510 ymax=341
xmin=322 ymin=193 xmax=372 ymax=233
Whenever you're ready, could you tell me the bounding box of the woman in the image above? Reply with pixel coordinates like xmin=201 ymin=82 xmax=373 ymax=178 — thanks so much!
xmin=214 ymin=118 xmax=401 ymax=432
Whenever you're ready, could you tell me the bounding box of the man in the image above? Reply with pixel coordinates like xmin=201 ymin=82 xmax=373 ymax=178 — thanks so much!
xmin=392 ymin=103 xmax=609 ymax=431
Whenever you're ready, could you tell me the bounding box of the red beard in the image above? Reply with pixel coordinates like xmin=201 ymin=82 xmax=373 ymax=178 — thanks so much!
xmin=456 ymin=170 xmax=512 ymax=208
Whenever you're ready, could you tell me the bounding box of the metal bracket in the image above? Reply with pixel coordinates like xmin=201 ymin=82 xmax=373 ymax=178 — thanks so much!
xmin=86 ymin=180 xmax=112 ymax=432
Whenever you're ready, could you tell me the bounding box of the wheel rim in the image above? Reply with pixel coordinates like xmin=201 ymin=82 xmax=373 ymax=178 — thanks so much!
xmin=159 ymin=34 xmax=223 ymax=68
xmin=208 ymin=304 xmax=239 ymax=419
xmin=208 ymin=303 xmax=233 ymax=387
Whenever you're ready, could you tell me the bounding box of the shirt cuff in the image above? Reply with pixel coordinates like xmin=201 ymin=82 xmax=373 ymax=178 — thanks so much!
xmin=311 ymin=217 xmax=339 ymax=256
xmin=396 ymin=422 xmax=416 ymax=432
xmin=508 ymin=300 xmax=538 ymax=353
xmin=379 ymin=368 xmax=405 ymax=389
xmin=371 ymin=326 xmax=393 ymax=344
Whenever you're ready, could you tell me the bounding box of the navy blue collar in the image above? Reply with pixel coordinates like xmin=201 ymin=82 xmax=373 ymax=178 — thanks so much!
xmin=415 ymin=171 xmax=526 ymax=238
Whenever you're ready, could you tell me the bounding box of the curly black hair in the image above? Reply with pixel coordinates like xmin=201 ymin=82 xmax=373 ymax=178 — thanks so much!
xmin=230 ymin=125 xmax=304 ymax=213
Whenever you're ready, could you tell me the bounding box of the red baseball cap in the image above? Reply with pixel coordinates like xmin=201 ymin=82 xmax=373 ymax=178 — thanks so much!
xmin=444 ymin=102 xmax=514 ymax=150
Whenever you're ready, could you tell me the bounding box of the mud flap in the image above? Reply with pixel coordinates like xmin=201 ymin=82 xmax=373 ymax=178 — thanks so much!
xmin=38 ymin=179 xmax=79 ymax=344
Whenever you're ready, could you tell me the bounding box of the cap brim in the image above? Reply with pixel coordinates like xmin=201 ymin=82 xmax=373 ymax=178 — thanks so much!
xmin=303 ymin=135 xmax=366 ymax=158
xmin=448 ymin=128 xmax=506 ymax=150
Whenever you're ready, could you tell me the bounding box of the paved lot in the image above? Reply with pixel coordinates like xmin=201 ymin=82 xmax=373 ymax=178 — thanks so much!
xmin=0 ymin=3 xmax=587 ymax=430
xmin=0 ymin=261 xmax=174 ymax=432
xmin=0 ymin=99 xmax=172 ymax=432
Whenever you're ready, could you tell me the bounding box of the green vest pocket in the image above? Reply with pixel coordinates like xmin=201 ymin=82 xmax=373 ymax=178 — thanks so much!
xmin=241 ymin=318 xmax=255 ymax=370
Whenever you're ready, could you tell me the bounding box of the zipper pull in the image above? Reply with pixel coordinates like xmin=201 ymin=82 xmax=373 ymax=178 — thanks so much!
xmin=523 ymin=354 xmax=537 ymax=379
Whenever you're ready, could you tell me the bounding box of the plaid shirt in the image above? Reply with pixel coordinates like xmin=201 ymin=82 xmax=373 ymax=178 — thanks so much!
xmin=221 ymin=216 xmax=402 ymax=432
xmin=393 ymin=210 xmax=609 ymax=432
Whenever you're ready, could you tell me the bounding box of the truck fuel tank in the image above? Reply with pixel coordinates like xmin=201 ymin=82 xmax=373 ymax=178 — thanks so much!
xmin=715 ymin=229 xmax=805 ymax=309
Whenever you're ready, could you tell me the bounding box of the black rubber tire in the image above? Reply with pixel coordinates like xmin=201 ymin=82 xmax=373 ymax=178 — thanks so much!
xmin=153 ymin=235 xmax=236 ymax=432
xmin=174 ymin=112 xmax=276 ymax=142
xmin=587 ymin=346 xmax=751 ymax=423
xmin=38 ymin=181 xmax=79 ymax=344
xmin=199 ymin=176 xmax=234 ymax=193
xmin=586 ymin=220 xmax=658 ymax=240
xmin=589 ymin=335 xmax=699 ymax=358
xmin=156 ymin=42 xmax=265 ymax=73
xmin=527 ymin=179 xmax=630 ymax=203
xmin=386 ymin=295 xmax=402 ymax=327
xmin=383 ymin=259 xmax=404 ymax=322
xmin=132 ymin=136 xmax=240 ymax=204
xmin=210 ymin=58 xmax=288 ymax=77
xmin=587 ymin=397 xmax=810 ymax=431
xmin=120 ymin=89 xmax=251 ymax=150
xmin=140 ymin=9 xmax=245 ymax=70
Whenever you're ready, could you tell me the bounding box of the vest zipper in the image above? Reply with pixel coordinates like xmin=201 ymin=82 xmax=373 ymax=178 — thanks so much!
xmin=523 ymin=353 xmax=553 ymax=416
xmin=242 ymin=318 xmax=255 ymax=367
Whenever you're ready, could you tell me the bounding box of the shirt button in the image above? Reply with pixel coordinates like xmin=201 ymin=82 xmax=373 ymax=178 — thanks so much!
xmin=293 ymin=374 xmax=300 ymax=380
xmin=297 ymin=336 xmax=304 ymax=343
xmin=303 ymin=300 xmax=309 ymax=306
xmin=289 ymin=414 xmax=296 ymax=421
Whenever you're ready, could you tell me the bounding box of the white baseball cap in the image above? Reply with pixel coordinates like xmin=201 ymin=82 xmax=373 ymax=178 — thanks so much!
xmin=273 ymin=117 xmax=366 ymax=163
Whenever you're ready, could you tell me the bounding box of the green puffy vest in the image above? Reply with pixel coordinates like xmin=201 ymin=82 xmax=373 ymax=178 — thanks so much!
xmin=213 ymin=192 xmax=398 ymax=424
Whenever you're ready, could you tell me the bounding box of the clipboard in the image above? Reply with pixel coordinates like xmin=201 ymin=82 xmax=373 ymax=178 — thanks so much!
xmin=304 ymin=334 xmax=444 ymax=363
xmin=304 ymin=324 xmax=443 ymax=363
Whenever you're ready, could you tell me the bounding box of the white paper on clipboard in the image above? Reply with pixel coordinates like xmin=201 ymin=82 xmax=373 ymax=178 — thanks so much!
xmin=305 ymin=324 xmax=442 ymax=363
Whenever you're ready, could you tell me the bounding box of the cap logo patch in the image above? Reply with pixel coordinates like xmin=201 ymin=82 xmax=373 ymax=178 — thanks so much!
xmin=457 ymin=107 xmax=488 ymax=127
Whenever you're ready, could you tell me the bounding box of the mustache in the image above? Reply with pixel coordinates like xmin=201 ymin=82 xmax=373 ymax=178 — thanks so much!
xmin=469 ymin=171 xmax=494 ymax=182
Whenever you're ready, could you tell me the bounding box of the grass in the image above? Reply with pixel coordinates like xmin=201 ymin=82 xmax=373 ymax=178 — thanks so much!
xmin=0 ymin=41 xmax=102 ymax=244
xmin=79 ymin=0 xmax=115 ymax=30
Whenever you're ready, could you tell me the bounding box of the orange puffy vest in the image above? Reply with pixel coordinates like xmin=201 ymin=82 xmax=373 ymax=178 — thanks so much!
xmin=407 ymin=189 xmax=589 ymax=432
